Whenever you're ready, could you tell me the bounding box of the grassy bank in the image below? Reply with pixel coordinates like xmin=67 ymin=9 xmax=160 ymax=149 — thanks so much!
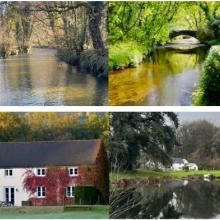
xmin=109 ymin=42 xmax=150 ymax=71
xmin=0 ymin=205 xmax=109 ymax=219
xmin=110 ymin=169 xmax=220 ymax=181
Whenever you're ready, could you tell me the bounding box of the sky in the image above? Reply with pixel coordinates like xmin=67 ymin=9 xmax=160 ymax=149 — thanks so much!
xmin=177 ymin=112 xmax=220 ymax=125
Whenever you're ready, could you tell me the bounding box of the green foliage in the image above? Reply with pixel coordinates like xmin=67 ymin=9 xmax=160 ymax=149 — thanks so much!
xmin=0 ymin=112 xmax=108 ymax=142
xmin=182 ymin=165 xmax=189 ymax=172
xmin=109 ymin=2 xmax=178 ymax=45
xmin=79 ymin=49 xmax=108 ymax=77
xmin=109 ymin=42 xmax=149 ymax=70
xmin=75 ymin=186 xmax=96 ymax=205
xmin=207 ymin=16 xmax=220 ymax=40
xmin=193 ymin=46 xmax=220 ymax=105
xmin=109 ymin=112 xmax=179 ymax=171
xmin=196 ymin=26 xmax=214 ymax=43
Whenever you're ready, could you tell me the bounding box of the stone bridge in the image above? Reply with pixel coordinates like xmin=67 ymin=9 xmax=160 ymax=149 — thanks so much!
xmin=169 ymin=30 xmax=197 ymax=40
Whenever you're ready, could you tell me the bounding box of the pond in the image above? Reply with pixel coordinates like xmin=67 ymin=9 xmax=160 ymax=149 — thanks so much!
xmin=110 ymin=180 xmax=220 ymax=219
xmin=109 ymin=43 xmax=209 ymax=106
xmin=0 ymin=48 xmax=108 ymax=106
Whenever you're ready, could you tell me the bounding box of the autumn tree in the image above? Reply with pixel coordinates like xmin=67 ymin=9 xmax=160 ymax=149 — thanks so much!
xmin=0 ymin=113 xmax=28 ymax=142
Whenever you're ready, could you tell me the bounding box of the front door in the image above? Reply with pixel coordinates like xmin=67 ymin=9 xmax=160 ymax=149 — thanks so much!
xmin=4 ymin=187 xmax=15 ymax=206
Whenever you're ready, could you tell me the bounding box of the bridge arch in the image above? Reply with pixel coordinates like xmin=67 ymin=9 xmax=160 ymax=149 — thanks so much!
xmin=169 ymin=30 xmax=198 ymax=40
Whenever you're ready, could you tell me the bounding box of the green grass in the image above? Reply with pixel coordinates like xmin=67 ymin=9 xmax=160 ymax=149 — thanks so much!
xmin=0 ymin=205 xmax=109 ymax=219
xmin=110 ymin=169 xmax=220 ymax=181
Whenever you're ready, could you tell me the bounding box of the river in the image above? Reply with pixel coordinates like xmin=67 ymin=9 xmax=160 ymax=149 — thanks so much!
xmin=109 ymin=42 xmax=209 ymax=106
xmin=0 ymin=48 xmax=108 ymax=106
xmin=110 ymin=180 xmax=220 ymax=219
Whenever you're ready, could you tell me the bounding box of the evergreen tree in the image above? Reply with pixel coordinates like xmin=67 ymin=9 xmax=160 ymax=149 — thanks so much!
xmin=109 ymin=112 xmax=179 ymax=171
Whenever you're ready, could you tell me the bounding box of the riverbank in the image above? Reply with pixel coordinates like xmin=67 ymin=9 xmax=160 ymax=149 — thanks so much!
xmin=110 ymin=169 xmax=220 ymax=181
xmin=192 ymin=45 xmax=220 ymax=106
xmin=57 ymin=48 xmax=108 ymax=78
xmin=109 ymin=42 xmax=149 ymax=71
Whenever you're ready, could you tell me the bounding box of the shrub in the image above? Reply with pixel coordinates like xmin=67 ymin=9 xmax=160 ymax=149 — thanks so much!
xmin=193 ymin=46 xmax=220 ymax=105
xmin=197 ymin=26 xmax=214 ymax=43
xmin=208 ymin=16 xmax=220 ymax=40
xmin=56 ymin=49 xmax=108 ymax=77
xmin=109 ymin=42 xmax=149 ymax=71
xmin=79 ymin=49 xmax=108 ymax=77
xmin=182 ymin=165 xmax=189 ymax=172
xmin=75 ymin=185 xmax=96 ymax=205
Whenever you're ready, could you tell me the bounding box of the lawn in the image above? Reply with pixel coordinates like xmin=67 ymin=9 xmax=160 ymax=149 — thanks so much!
xmin=110 ymin=169 xmax=220 ymax=181
xmin=0 ymin=205 xmax=109 ymax=219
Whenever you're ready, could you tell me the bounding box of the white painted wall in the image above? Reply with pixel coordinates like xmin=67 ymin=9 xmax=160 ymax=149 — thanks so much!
xmin=172 ymin=163 xmax=184 ymax=171
xmin=183 ymin=159 xmax=189 ymax=164
xmin=188 ymin=164 xmax=198 ymax=171
xmin=0 ymin=168 xmax=29 ymax=206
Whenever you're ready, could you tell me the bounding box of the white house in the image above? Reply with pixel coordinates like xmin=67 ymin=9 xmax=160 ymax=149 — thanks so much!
xmin=0 ymin=139 xmax=106 ymax=206
xmin=186 ymin=163 xmax=198 ymax=171
xmin=171 ymin=158 xmax=198 ymax=171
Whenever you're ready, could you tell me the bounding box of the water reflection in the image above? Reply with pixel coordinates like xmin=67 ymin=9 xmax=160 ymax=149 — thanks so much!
xmin=110 ymin=180 xmax=220 ymax=219
xmin=0 ymin=48 xmax=108 ymax=106
xmin=109 ymin=44 xmax=209 ymax=106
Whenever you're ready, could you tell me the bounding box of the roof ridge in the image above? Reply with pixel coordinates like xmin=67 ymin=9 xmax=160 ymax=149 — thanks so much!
xmin=0 ymin=139 xmax=101 ymax=144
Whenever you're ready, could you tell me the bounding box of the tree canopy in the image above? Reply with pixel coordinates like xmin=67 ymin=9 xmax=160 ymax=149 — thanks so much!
xmin=0 ymin=1 xmax=108 ymax=76
xmin=109 ymin=112 xmax=179 ymax=171
xmin=0 ymin=112 xmax=108 ymax=143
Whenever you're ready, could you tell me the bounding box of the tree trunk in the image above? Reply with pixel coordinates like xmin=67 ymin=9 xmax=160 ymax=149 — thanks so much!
xmin=88 ymin=2 xmax=105 ymax=55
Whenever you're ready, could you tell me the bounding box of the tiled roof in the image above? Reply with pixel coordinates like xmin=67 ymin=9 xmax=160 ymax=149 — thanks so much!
xmin=0 ymin=139 xmax=101 ymax=168
xmin=172 ymin=158 xmax=184 ymax=164
xmin=186 ymin=163 xmax=196 ymax=167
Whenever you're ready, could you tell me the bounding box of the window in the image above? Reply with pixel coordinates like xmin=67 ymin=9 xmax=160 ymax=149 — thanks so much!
xmin=68 ymin=167 xmax=78 ymax=176
xmin=36 ymin=168 xmax=46 ymax=176
xmin=66 ymin=186 xmax=74 ymax=197
xmin=37 ymin=186 xmax=45 ymax=197
xmin=4 ymin=169 xmax=13 ymax=177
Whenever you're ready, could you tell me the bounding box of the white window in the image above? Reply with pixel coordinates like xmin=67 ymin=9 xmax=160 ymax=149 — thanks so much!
xmin=66 ymin=186 xmax=74 ymax=197
xmin=68 ymin=167 xmax=78 ymax=176
xmin=36 ymin=168 xmax=46 ymax=176
xmin=4 ymin=169 xmax=13 ymax=177
xmin=37 ymin=186 xmax=45 ymax=197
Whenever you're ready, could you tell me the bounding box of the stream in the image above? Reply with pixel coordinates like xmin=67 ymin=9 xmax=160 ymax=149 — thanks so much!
xmin=0 ymin=48 xmax=108 ymax=106
xmin=109 ymin=42 xmax=209 ymax=106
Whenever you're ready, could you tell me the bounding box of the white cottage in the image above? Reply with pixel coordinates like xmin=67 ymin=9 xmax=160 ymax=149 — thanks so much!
xmin=0 ymin=139 xmax=105 ymax=206
xmin=171 ymin=158 xmax=198 ymax=171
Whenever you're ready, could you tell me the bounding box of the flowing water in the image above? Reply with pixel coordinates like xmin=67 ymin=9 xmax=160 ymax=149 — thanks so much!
xmin=0 ymin=48 xmax=108 ymax=106
xmin=109 ymin=43 xmax=209 ymax=106
xmin=110 ymin=180 xmax=220 ymax=219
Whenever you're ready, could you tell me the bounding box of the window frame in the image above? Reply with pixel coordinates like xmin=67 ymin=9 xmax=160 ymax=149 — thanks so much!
xmin=68 ymin=167 xmax=78 ymax=176
xmin=66 ymin=186 xmax=75 ymax=197
xmin=36 ymin=186 xmax=46 ymax=198
xmin=4 ymin=169 xmax=13 ymax=177
xmin=36 ymin=168 xmax=46 ymax=176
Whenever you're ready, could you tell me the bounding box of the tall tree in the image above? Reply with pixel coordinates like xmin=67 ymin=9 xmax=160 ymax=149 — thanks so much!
xmin=109 ymin=112 xmax=179 ymax=171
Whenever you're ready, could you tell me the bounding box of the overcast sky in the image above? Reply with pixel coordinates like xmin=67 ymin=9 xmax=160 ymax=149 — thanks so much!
xmin=177 ymin=112 xmax=220 ymax=125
